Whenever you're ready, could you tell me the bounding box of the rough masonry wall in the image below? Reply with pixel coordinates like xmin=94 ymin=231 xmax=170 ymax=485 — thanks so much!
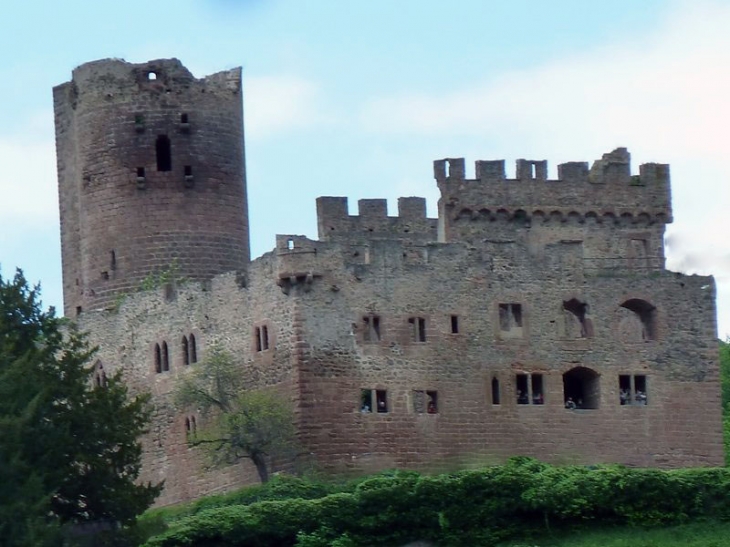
xmin=78 ymin=255 xmax=296 ymax=506
xmin=54 ymin=59 xmax=250 ymax=317
xmin=286 ymin=232 xmax=722 ymax=473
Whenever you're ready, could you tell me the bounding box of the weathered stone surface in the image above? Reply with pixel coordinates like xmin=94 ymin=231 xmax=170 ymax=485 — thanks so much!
xmin=56 ymin=59 xmax=724 ymax=507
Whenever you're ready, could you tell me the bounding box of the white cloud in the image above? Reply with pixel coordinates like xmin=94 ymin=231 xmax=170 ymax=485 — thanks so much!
xmin=244 ymin=75 xmax=332 ymax=139
xmin=359 ymin=0 xmax=730 ymax=337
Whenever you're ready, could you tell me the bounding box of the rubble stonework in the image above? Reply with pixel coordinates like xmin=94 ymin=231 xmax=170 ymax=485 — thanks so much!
xmin=55 ymin=59 xmax=724 ymax=507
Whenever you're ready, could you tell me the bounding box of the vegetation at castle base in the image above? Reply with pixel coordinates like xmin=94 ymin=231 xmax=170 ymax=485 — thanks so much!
xmin=721 ymin=339 xmax=730 ymax=466
xmin=174 ymin=347 xmax=298 ymax=483
xmin=0 ymin=270 xmax=162 ymax=546
xmin=140 ymin=459 xmax=730 ymax=547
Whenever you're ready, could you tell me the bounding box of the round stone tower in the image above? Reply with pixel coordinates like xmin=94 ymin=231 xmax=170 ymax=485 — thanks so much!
xmin=53 ymin=58 xmax=250 ymax=316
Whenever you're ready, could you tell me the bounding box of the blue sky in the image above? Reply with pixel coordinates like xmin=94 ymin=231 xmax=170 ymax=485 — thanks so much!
xmin=1 ymin=0 xmax=729 ymax=337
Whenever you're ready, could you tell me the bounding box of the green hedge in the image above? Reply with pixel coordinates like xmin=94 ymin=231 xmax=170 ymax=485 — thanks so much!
xmin=142 ymin=459 xmax=730 ymax=547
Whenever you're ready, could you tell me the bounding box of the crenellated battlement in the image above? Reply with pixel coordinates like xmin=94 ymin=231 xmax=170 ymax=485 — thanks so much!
xmin=435 ymin=149 xmax=671 ymax=231
xmin=316 ymin=196 xmax=437 ymax=243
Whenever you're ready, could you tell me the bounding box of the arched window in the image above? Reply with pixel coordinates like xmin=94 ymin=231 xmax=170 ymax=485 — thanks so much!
xmin=162 ymin=341 xmax=170 ymax=372
xmin=563 ymin=298 xmax=593 ymax=338
xmin=618 ymin=299 xmax=657 ymax=341
xmin=156 ymin=135 xmax=172 ymax=171
xmin=563 ymin=366 xmax=600 ymax=409
xmin=189 ymin=333 xmax=197 ymax=363
xmin=491 ymin=377 xmax=500 ymax=405
xmin=182 ymin=336 xmax=189 ymax=366
xmin=154 ymin=344 xmax=162 ymax=373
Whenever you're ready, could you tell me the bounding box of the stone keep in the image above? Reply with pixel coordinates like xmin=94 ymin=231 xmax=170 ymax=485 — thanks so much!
xmin=55 ymin=59 xmax=724 ymax=507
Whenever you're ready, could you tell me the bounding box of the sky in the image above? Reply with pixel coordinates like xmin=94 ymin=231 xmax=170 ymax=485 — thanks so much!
xmin=1 ymin=0 xmax=729 ymax=337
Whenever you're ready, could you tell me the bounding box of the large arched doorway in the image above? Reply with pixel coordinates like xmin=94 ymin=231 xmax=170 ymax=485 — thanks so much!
xmin=562 ymin=366 xmax=600 ymax=409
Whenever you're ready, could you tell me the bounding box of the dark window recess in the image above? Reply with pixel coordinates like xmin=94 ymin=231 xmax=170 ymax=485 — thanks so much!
xmin=408 ymin=317 xmax=426 ymax=342
xmin=619 ymin=374 xmax=648 ymax=405
xmin=136 ymin=167 xmax=145 ymax=178
xmin=101 ymin=271 xmax=109 ymax=280
xmin=563 ymin=367 xmax=600 ymax=409
xmin=255 ymin=326 xmax=270 ymax=352
xmin=516 ymin=374 xmax=529 ymax=404
xmin=189 ymin=334 xmax=197 ymax=363
xmin=361 ymin=389 xmax=373 ymax=413
xmin=375 ymin=390 xmax=388 ymax=413
xmin=184 ymin=165 xmax=192 ymax=177
xmin=181 ymin=113 xmax=189 ymax=123
xmin=161 ymin=341 xmax=170 ymax=372
xmin=75 ymin=306 xmax=82 ymax=316
xmin=156 ymin=135 xmax=172 ymax=171
xmin=185 ymin=416 xmax=197 ymax=435
xmin=154 ymin=343 xmax=162 ymax=374
xmin=363 ymin=315 xmax=381 ymax=342
xmin=450 ymin=315 xmax=459 ymax=334
xmin=110 ymin=250 xmax=117 ymax=270
xmin=182 ymin=336 xmax=190 ymax=366
xmin=426 ymin=390 xmax=438 ymax=413
xmin=531 ymin=374 xmax=544 ymax=404
xmin=491 ymin=377 xmax=501 ymax=405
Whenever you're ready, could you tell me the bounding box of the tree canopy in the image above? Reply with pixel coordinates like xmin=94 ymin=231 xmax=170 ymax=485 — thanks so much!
xmin=175 ymin=347 xmax=298 ymax=483
xmin=0 ymin=270 xmax=161 ymax=545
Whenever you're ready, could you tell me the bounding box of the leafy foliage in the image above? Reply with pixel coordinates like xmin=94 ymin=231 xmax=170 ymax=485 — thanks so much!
xmin=0 ymin=270 xmax=161 ymax=546
xmin=142 ymin=459 xmax=730 ymax=547
xmin=175 ymin=347 xmax=298 ymax=483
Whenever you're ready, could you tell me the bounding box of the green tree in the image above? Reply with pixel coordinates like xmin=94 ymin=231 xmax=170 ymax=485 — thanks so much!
xmin=175 ymin=347 xmax=298 ymax=483
xmin=0 ymin=270 xmax=161 ymax=545
xmin=720 ymin=339 xmax=730 ymax=466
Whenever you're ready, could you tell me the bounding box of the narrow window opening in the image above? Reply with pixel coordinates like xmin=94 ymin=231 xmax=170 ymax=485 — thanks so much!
xmin=162 ymin=341 xmax=170 ymax=372
xmin=408 ymin=317 xmax=426 ymax=342
xmin=450 ymin=315 xmax=459 ymax=334
xmin=376 ymin=390 xmax=388 ymax=413
xmin=184 ymin=165 xmax=192 ymax=177
xmin=491 ymin=377 xmax=501 ymax=405
xmin=363 ymin=315 xmax=381 ymax=342
xmin=516 ymin=374 xmax=529 ymax=404
xmin=154 ymin=343 xmax=162 ymax=374
xmin=360 ymin=389 xmax=373 ymax=413
xmin=563 ymin=366 xmax=600 ymax=409
xmin=182 ymin=336 xmax=190 ymax=366
xmin=426 ymin=390 xmax=438 ymax=413
xmin=445 ymin=159 xmax=450 ymax=177
xmin=499 ymin=303 xmax=523 ymax=337
xmin=620 ymin=374 xmax=647 ymax=405
xmin=147 ymin=71 xmax=157 ymax=81
xmin=136 ymin=167 xmax=145 ymax=178
xmin=530 ymin=163 xmax=536 ymax=179
xmin=189 ymin=333 xmax=197 ymax=363
xmin=181 ymin=113 xmax=189 ymax=123
xmin=531 ymin=374 xmax=544 ymax=404
xmin=185 ymin=417 xmax=191 ymax=434
xmin=563 ymin=298 xmax=593 ymax=338
xmin=156 ymin=135 xmax=172 ymax=172
xmin=255 ymin=327 xmax=262 ymax=352
xmin=190 ymin=416 xmax=196 ymax=434
xmin=262 ymin=325 xmax=269 ymax=350
xmin=110 ymin=250 xmax=117 ymax=270
xmin=287 ymin=238 xmax=294 ymax=250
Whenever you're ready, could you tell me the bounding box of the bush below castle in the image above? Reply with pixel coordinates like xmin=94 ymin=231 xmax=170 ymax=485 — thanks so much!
xmin=142 ymin=458 xmax=730 ymax=547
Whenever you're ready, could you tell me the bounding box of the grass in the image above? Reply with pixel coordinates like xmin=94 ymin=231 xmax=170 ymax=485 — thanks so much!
xmin=499 ymin=521 xmax=730 ymax=547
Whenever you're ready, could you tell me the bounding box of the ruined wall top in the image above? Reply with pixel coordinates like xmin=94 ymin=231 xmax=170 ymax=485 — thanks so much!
xmin=317 ymin=196 xmax=437 ymax=243
xmin=435 ymin=148 xmax=672 ymax=221
xmin=55 ymin=58 xmax=241 ymax=100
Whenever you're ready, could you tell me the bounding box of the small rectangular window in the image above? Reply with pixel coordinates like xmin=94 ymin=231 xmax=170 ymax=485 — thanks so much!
xmin=262 ymin=325 xmax=269 ymax=350
xmin=491 ymin=377 xmax=501 ymax=405
xmin=516 ymin=374 xmax=529 ymax=404
xmin=184 ymin=165 xmax=192 ymax=177
xmin=136 ymin=167 xmax=145 ymax=178
xmin=363 ymin=315 xmax=381 ymax=342
xmin=408 ymin=317 xmax=426 ymax=342
xmin=619 ymin=374 xmax=648 ymax=405
xmin=361 ymin=389 xmax=373 ymax=413
xmin=375 ymin=390 xmax=388 ymax=413
xmin=450 ymin=315 xmax=459 ymax=334
xmin=255 ymin=327 xmax=262 ymax=352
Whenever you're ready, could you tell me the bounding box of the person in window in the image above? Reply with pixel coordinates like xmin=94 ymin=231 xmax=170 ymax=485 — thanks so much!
xmin=565 ymin=397 xmax=577 ymax=410
xmin=427 ymin=401 xmax=437 ymax=414
xmin=361 ymin=403 xmax=371 ymax=413
xmin=533 ymin=392 xmax=544 ymax=405
xmin=517 ymin=390 xmax=529 ymax=404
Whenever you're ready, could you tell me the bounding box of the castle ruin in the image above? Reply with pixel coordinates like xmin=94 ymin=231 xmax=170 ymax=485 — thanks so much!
xmin=53 ymin=59 xmax=724 ymax=506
